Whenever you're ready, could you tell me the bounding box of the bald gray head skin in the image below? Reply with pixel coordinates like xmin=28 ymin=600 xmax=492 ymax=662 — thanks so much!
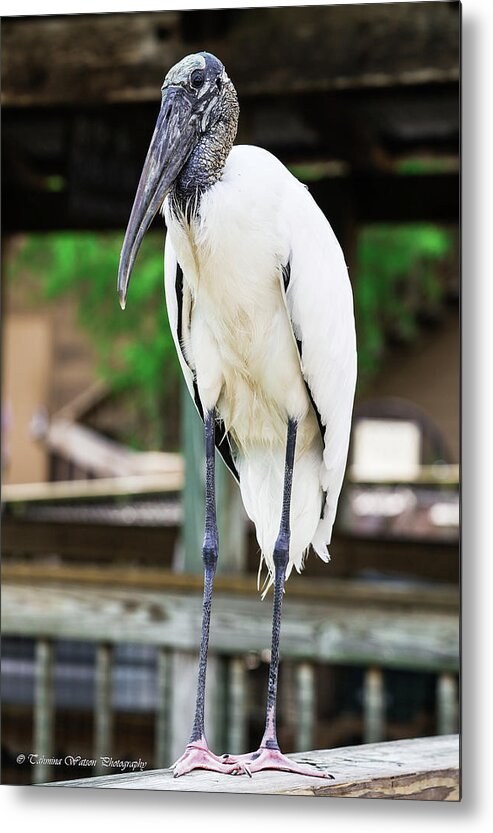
xmin=118 ymin=52 xmax=239 ymax=310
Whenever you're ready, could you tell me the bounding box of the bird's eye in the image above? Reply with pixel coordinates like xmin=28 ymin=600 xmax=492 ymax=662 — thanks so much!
xmin=190 ymin=69 xmax=205 ymax=89
xmin=216 ymin=77 xmax=222 ymax=91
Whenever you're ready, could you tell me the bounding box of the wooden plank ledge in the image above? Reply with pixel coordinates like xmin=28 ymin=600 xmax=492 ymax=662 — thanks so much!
xmin=1 ymin=473 xmax=182 ymax=504
xmin=46 ymin=735 xmax=459 ymax=800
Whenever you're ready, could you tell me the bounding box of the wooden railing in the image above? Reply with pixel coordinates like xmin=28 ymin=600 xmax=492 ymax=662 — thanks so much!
xmin=48 ymin=734 xmax=460 ymax=799
xmin=2 ymin=568 xmax=459 ymax=785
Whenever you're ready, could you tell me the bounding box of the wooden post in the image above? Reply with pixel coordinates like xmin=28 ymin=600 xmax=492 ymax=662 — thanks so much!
xmin=216 ymin=460 xmax=246 ymax=576
xmin=155 ymin=647 xmax=172 ymax=768
xmin=296 ymin=662 xmax=315 ymax=753
xmin=93 ymin=643 xmax=113 ymax=775
xmin=212 ymin=655 xmax=230 ymax=754
xmin=363 ymin=666 xmax=385 ymax=744
xmin=179 ymin=379 xmax=246 ymax=575
xmin=169 ymin=381 xmax=247 ymax=760
xmin=33 ymin=638 xmax=54 ymax=784
xmin=169 ymin=651 xmax=220 ymax=761
xmin=437 ymin=672 xmax=459 ymax=735
xmin=226 ymin=656 xmax=247 ymax=755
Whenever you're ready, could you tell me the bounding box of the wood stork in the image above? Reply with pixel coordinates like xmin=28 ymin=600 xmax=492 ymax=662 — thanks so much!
xmin=118 ymin=52 xmax=357 ymax=778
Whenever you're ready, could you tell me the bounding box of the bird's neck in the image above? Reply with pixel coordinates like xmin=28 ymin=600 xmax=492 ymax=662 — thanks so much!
xmin=173 ymin=83 xmax=239 ymax=210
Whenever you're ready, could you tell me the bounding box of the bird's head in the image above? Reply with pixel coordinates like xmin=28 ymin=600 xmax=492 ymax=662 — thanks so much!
xmin=117 ymin=52 xmax=238 ymax=310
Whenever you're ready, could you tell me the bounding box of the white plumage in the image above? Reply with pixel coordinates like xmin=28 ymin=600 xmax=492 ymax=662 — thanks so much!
xmin=118 ymin=51 xmax=358 ymax=776
xmin=164 ymin=144 xmax=357 ymax=588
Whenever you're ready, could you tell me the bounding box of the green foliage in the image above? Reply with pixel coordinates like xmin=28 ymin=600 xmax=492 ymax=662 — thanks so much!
xmin=288 ymin=161 xmax=346 ymax=181
xmin=396 ymin=157 xmax=457 ymax=176
xmin=7 ymin=231 xmax=180 ymax=448
xmin=356 ymin=224 xmax=453 ymax=385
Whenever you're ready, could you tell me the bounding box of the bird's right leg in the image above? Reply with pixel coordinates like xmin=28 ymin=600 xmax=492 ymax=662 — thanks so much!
xmin=222 ymin=418 xmax=333 ymax=778
xmin=172 ymin=409 xmax=248 ymax=777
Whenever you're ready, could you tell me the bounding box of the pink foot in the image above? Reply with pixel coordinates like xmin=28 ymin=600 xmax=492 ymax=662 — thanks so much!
xmin=172 ymin=739 xmax=250 ymax=778
xmin=223 ymin=746 xmax=334 ymax=779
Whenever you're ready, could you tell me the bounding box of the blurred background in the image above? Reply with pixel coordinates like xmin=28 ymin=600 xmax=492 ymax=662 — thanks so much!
xmin=1 ymin=1 xmax=459 ymax=786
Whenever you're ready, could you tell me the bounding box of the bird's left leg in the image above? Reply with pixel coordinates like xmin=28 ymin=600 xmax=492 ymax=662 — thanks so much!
xmin=223 ymin=418 xmax=333 ymax=779
xmin=173 ymin=409 xmax=248 ymax=778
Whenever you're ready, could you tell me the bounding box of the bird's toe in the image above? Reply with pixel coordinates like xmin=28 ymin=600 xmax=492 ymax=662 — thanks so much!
xmin=172 ymin=743 xmax=252 ymax=777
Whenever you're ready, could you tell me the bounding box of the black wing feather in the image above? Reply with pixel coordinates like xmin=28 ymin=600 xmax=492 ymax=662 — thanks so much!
xmin=175 ymin=264 xmax=239 ymax=483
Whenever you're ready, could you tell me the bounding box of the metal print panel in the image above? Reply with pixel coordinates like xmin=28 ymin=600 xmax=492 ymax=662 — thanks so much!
xmin=1 ymin=0 xmax=460 ymax=800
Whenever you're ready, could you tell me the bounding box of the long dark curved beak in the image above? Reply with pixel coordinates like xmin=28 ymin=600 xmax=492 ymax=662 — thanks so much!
xmin=117 ymin=88 xmax=197 ymax=309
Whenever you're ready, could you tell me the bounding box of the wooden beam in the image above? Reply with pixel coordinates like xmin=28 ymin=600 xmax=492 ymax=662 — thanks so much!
xmin=41 ymin=418 xmax=184 ymax=479
xmin=348 ymin=463 xmax=460 ymax=486
xmin=2 ymin=5 xmax=459 ymax=235
xmin=2 ymin=582 xmax=459 ymax=672
xmin=1 ymin=5 xmax=460 ymax=108
xmin=1 ymin=461 xmax=457 ymax=507
xmin=53 ymin=379 xmax=109 ymax=422
xmin=2 ymin=512 xmax=458 ymax=580
xmin=1 ymin=517 xmax=178 ymax=565
xmin=46 ymin=734 xmax=460 ymax=799
xmin=2 ymin=472 xmax=182 ymax=503
xmin=1 ymin=563 xmax=460 ymax=611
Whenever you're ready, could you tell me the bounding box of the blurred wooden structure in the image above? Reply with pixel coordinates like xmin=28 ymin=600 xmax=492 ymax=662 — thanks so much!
xmin=2 ymin=454 xmax=459 ymax=581
xmin=2 ymin=562 xmax=458 ymax=784
xmin=2 ymin=445 xmax=459 ymax=786
xmin=2 ymin=3 xmax=460 ymax=243
xmin=42 ymin=418 xmax=183 ymax=480
xmin=48 ymin=734 xmax=460 ymax=800
xmin=1 ymin=2 xmax=460 ymax=469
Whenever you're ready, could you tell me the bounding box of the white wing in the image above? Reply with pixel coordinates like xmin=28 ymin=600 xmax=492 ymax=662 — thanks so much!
xmin=164 ymin=146 xmax=356 ymax=554
xmin=279 ymin=179 xmax=357 ymax=556
xmin=164 ymin=234 xmax=239 ymax=480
